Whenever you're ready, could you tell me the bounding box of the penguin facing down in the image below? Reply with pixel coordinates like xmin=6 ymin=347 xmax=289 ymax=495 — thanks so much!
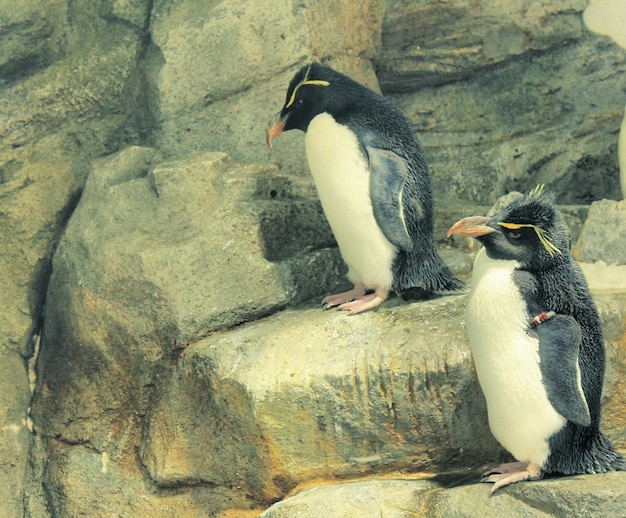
xmin=266 ymin=63 xmax=462 ymax=314
xmin=447 ymin=186 xmax=625 ymax=493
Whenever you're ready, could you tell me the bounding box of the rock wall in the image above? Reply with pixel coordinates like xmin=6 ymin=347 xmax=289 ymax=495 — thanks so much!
xmin=0 ymin=0 xmax=625 ymax=517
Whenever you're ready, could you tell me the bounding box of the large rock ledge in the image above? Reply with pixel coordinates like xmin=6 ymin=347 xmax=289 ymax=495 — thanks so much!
xmin=29 ymin=149 xmax=626 ymax=516
xmin=260 ymin=471 xmax=626 ymax=517
xmin=143 ymin=293 xmax=625 ymax=514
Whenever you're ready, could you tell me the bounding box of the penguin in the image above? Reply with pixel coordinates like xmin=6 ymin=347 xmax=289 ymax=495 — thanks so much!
xmin=447 ymin=185 xmax=626 ymax=492
xmin=266 ymin=63 xmax=462 ymax=314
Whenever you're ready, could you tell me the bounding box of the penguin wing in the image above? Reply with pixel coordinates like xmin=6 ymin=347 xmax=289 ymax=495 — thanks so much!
xmin=536 ymin=314 xmax=591 ymax=426
xmin=365 ymin=146 xmax=413 ymax=251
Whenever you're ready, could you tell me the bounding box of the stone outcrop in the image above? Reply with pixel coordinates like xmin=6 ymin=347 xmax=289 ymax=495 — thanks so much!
xmin=381 ymin=0 xmax=626 ymax=205
xmin=260 ymin=471 xmax=626 ymax=517
xmin=574 ymin=199 xmax=626 ymax=265
xmin=28 ymin=151 xmax=626 ymax=517
xmin=1 ymin=0 xmax=625 ymax=516
xmin=0 ymin=1 xmax=152 ymax=514
xmin=150 ymin=0 xmax=385 ymax=173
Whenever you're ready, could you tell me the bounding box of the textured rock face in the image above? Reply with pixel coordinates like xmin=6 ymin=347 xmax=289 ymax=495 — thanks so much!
xmin=150 ymin=0 xmax=385 ymax=172
xmin=573 ymin=199 xmax=626 ymax=265
xmin=30 ymin=149 xmax=626 ymax=516
xmin=31 ymin=148 xmax=340 ymax=441
xmin=0 ymin=1 xmax=151 ymax=515
xmin=379 ymin=1 xmax=625 ymax=205
xmin=1 ymin=0 xmax=626 ymax=516
xmin=260 ymin=472 xmax=626 ymax=517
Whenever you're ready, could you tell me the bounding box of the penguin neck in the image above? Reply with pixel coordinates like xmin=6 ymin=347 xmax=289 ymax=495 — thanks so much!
xmin=471 ymin=248 xmax=521 ymax=286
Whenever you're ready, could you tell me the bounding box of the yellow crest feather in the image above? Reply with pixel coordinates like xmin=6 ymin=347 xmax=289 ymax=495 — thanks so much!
xmin=285 ymin=66 xmax=330 ymax=108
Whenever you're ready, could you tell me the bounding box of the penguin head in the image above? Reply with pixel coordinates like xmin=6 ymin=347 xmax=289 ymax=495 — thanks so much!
xmin=447 ymin=186 xmax=570 ymax=270
xmin=266 ymin=63 xmax=351 ymax=147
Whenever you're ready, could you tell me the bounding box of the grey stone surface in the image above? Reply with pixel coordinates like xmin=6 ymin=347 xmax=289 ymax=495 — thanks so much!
xmin=382 ymin=1 xmax=625 ymax=205
xmin=0 ymin=2 xmax=151 ymax=515
xmin=260 ymin=472 xmax=626 ymax=518
xmin=574 ymin=199 xmax=626 ymax=265
xmin=150 ymin=0 xmax=385 ymax=173
xmin=377 ymin=0 xmax=588 ymax=91
xmin=140 ymin=289 xmax=625 ymax=514
xmin=31 ymin=148 xmax=342 ymax=445
xmin=0 ymin=1 xmax=625 ymax=516
xmin=260 ymin=478 xmax=441 ymax=518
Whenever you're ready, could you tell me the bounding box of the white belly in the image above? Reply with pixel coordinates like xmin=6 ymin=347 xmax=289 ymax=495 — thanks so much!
xmin=466 ymin=248 xmax=566 ymax=467
xmin=305 ymin=113 xmax=396 ymax=290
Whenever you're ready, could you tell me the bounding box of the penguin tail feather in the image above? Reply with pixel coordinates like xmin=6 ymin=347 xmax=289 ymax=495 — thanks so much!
xmin=546 ymin=430 xmax=626 ymax=475
xmin=393 ymin=248 xmax=464 ymax=294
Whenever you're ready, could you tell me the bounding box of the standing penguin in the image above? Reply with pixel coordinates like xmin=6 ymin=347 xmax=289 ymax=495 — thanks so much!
xmin=266 ymin=63 xmax=462 ymax=314
xmin=447 ymin=186 xmax=625 ymax=492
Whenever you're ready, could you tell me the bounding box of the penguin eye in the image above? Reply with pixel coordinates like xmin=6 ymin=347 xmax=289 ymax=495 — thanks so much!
xmin=507 ymin=230 xmax=522 ymax=239
xmin=295 ymin=99 xmax=303 ymax=108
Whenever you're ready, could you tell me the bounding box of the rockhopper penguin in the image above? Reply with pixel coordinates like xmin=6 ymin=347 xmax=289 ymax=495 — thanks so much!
xmin=266 ymin=63 xmax=462 ymax=314
xmin=447 ymin=185 xmax=625 ymax=493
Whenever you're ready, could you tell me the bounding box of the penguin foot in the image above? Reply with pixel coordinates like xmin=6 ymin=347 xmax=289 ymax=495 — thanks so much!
xmin=322 ymin=285 xmax=367 ymax=309
xmin=481 ymin=461 xmax=528 ymax=478
xmin=337 ymin=289 xmax=388 ymax=315
xmin=482 ymin=462 xmax=542 ymax=493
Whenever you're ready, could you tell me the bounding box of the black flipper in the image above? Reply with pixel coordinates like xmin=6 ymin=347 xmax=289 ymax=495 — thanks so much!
xmin=366 ymin=146 xmax=413 ymax=252
xmin=535 ymin=314 xmax=591 ymax=426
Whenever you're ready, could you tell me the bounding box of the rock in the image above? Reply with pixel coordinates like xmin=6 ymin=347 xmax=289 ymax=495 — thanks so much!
xmin=141 ymin=296 xmax=494 ymax=494
xmin=260 ymin=471 xmax=626 ymax=517
xmin=1 ymin=17 xmax=153 ymax=515
xmin=141 ymin=290 xmax=625 ymax=513
xmin=0 ymin=115 xmax=130 ymax=518
xmin=0 ymin=2 xmax=65 ymax=85
xmin=620 ymin=104 xmax=626 ymax=198
xmin=382 ymin=0 xmax=625 ymax=205
xmin=38 ymin=436 xmax=262 ymax=518
xmin=150 ymin=0 xmax=385 ymax=173
xmin=1 ymin=1 xmax=625 ymax=516
xmin=573 ymin=199 xmax=626 ymax=265
xmin=377 ymin=0 xmax=588 ymax=91
xmin=30 ymin=147 xmax=341 ymax=443
xmin=260 ymin=477 xmax=440 ymax=518
xmin=579 ymin=262 xmax=626 ymax=293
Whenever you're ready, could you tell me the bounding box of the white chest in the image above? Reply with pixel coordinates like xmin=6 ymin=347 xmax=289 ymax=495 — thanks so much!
xmin=304 ymin=113 xmax=395 ymax=289
xmin=466 ymin=248 xmax=565 ymax=466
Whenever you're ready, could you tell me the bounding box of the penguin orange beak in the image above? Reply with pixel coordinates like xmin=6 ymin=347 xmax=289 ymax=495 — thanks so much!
xmin=265 ymin=112 xmax=288 ymax=148
xmin=447 ymin=216 xmax=497 ymax=238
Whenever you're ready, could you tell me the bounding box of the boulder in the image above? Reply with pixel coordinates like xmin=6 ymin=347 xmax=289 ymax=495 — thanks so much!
xmin=140 ymin=289 xmax=625 ymax=513
xmin=380 ymin=1 xmax=625 ymax=205
xmin=150 ymin=0 xmax=385 ymax=173
xmin=31 ymin=147 xmax=342 ymax=445
xmin=260 ymin=471 xmax=626 ymax=517
xmin=574 ymin=199 xmax=626 ymax=265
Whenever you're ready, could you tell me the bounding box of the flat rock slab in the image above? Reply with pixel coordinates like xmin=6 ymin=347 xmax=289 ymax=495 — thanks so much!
xmin=259 ymin=471 xmax=626 ymax=517
xmin=142 ymin=291 xmax=626 ymax=503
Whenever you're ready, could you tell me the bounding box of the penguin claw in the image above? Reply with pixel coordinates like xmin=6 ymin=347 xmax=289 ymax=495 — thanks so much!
xmin=481 ymin=462 xmax=542 ymax=493
xmin=322 ymin=286 xmax=367 ymax=309
xmin=481 ymin=461 xmax=528 ymax=478
xmin=338 ymin=293 xmax=386 ymax=315
xmin=322 ymin=286 xmax=389 ymax=315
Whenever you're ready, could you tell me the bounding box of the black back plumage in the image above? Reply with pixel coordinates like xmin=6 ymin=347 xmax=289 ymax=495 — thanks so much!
xmin=280 ymin=63 xmax=462 ymax=294
xmin=478 ymin=188 xmax=625 ymax=475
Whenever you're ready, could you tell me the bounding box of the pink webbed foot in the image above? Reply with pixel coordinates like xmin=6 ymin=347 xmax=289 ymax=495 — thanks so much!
xmin=337 ymin=288 xmax=389 ymax=315
xmin=322 ymin=285 xmax=367 ymax=309
xmin=482 ymin=461 xmax=542 ymax=493
xmin=322 ymin=285 xmax=389 ymax=315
